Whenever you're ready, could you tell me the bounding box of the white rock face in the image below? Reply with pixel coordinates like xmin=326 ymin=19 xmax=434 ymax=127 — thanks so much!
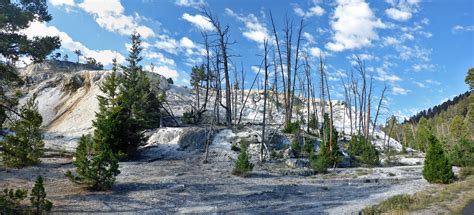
xmin=16 ymin=61 xmax=402 ymax=152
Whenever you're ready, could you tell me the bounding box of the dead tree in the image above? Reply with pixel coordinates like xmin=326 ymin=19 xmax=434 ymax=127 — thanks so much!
xmin=372 ymin=84 xmax=387 ymax=138
xmin=289 ymin=19 xmax=304 ymax=124
xmin=202 ymin=8 xmax=232 ymax=126
xmin=261 ymin=39 xmax=270 ymax=162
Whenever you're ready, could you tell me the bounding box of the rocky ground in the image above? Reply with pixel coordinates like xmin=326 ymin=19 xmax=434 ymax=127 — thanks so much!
xmin=0 ymin=146 xmax=429 ymax=214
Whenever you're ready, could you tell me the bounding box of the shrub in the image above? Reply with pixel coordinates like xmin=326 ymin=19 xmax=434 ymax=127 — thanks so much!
xmin=310 ymin=149 xmax=329 ymax=174
xmin=422 ymin=133 xmax=455 ymax=184
xmin=232 ymin=142 xmax=253 ymax=177
xmin=0 ymin=188 xmax=27 ymax=214
xmin=348 ymin=135 xmax=379 ymax=167
xmin=182 ymin=110 xmax=195 ymax=124
xmin=283 ymin=121 xmax=300 ymax=134
xmin=309 ymin=114 xmax=318 ymax=130
xmin=449 ymin=138 xmax=474 ymax=167
xmin=302 ymin=139 xmax=315 ymax=156
xmin=67 ymin=135 xmax=120 ymax=190
xmin=30 ymin=176 xmax=53 ymax=214
xmin=0 ymin=94 xmax=44 ymax=168
xmin=290 ymin=138 xmax=301 ymax=157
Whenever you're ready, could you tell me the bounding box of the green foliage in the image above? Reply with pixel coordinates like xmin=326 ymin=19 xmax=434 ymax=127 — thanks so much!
xmin=167 ymin=78 xmax=174 ymax=84
xmin=117 ymin=33 xmax=162 ymax=157
xmin=302 ymin=139 xmax=315 ymax=156
xmin=449 ymin=138 xmax=474 ymax=167
xmin=30 ymin=176 xmax=53 ymax=214
xmin=414 ymin=117 xmax=431 ymax=152
xmin=308 ymin=114 xmax=318 ymax=130
xmin=361 ymin=194 xmax=417 ymax=214
xmin=449 ymin=115 xmax=467 ymax=142
xmin=290 ymin=138 xmax=301 ymax=157
xmin=0 ymin=188 xmax=28 ymax=214
xmin=1 ymin=94 xmax=44 ymax=168
xmin=182 ymin=110 xmax=196 ymax=124
xmin=422 ymin=133 xmax=455 ymax=184
xmin=283 ymin=121 xmax=300 ymax=134
xmin=348 ymin=135 xmax=380 ymax=167
xmin=85 ymin=56 xmax=104 ymax=70
xmin=232 ymin=142 xmax=253 ymax=177
xmin=319 ymin=114 xmax=342 ymax=168
xmin=69 ymin=135 xmax=120 ymax=190
xmin=466 ymin=68 xmax=474 ymax=90
xmin=310 ymin=149 xmax=329 ymax=174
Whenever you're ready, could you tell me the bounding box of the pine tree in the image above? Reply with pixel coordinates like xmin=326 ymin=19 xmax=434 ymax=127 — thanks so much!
xmin=415 ymin=117 xmax=431 ymax=152
xmin=232 ymin=143 xmax=253 ymax=177
xmin=449 ymin=138 xmax=474 ymax=167
xmin=319 ymin=113 xmax=341 ymax=168
xmin=118 ymin=32 xmax=162 ymax=157
xmin=1 ymin=94 xmax=44 ymax=168
xmin=0 ymin=188 xmax=28 ymax=214
xmin=422 ymin=133 xmax=455 ymax=184
xmin=30 ymin=176 xmax=53 ymax=214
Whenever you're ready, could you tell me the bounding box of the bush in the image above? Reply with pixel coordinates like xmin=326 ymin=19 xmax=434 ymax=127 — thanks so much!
xmin=449 ymin=138 xmax=474 ymax=167
xmin=310 ymin=150 xmax=329 ymax=174
xmin=309 ymin=114 xmax=318 ymax=130
xmin=67 ymin=135 xmax=120 ymax=190
xmin=283 ymin=121 xmax=300 ymax=134
xmin=302 ymin=139 xmax=315 ymax=156
xmin=422 ymin=133 xmax=455 ymax=184
xmin=0 ymin=188 xmax=27 ymax=214
xmin=182 ymin=110 xmax=195 ymax=124
xmin=0 ymin=94 xmax=44 ymax=168
xmin=30 ymin=176 xmax=53 ymax=214
xmin=232 ymin=142 xmax=253 ymax=177
xmin=290 ymin=138 xmax=301 ymax=157
xmin=348 ymin=135 xmax=379 ymax=167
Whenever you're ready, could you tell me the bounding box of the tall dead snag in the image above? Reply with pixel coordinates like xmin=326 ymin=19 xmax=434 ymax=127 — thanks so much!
xmin=323 ymin=59 xmax=334 ymax=152
xmin=269 ymin=11 xmax=287 ymax=125
xmin=289 ymin=19 xmax=304 ymax=123
xmin=372 ymin=84 xmax=387 ymax=137
xmin=203 ymin=8 xmax=232 ymax=127
xmin=319 ymin=53 xmax=326 ymax=140
xmin=201 ymin=31 xmax=211 ymax=112
xmin=261 ymin=39 xmax=269 ymax=162
xmin=365 ymin=76 xmax=373 ymax=142
xmin=303 ymin=54 xmax=311 ymax=133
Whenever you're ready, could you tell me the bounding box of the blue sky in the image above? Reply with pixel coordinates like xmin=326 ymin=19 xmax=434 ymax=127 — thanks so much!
xmin=23 ymin=0 xmax=474 ymax=120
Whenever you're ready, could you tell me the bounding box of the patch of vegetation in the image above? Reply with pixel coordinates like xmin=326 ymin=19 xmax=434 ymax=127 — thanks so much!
xmin=0 ymin=94 xmax=44 ymax=168
xmin=290 ymin=138 xmax=301 ymax=157
xmin=302 ymin=139 xmax=315 ymax=157
xmin=232 ymin=141 xmax=254 ymax=177
xmin=348 ymin=135 xmax=379 ymax=167
xmin=423 ymin=133 xmax=455 ymax=184
xmin=0 ymin=176 xmax=53 ymax=214
xmin=282 ymin=121 xmax=300 ymax=135
xmin=449 ymin=138 xmax=474 ymax=167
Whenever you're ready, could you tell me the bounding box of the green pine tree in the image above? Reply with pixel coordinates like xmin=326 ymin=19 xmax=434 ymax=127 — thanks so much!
xmin=30 ymin=176 xmax=53 ymax=214
xmin=232 ymin=143 xmax=254 ymax=177
xmin=415 ymin=117 xmax=431 ymax=152
xmin=0 ymin=188 xmax=28 ymax=214
xmin=1 ymin=94 xmax=44 ymax=168
xmin=422 ymin=133 xmax=455 ymax=184
xmin=319 ymin=113 xmax=341 ymax=168
xmin=449 ymin=138 xmax=474 ymax=167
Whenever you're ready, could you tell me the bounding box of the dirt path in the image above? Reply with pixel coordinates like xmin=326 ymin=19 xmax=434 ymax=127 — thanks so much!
xmin=0 ymin=156 xmax=429 ymax=214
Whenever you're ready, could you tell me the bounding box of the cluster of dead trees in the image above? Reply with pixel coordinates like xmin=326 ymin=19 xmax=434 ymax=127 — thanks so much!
xmin=190 ymin=8 xmax=388 ymax=162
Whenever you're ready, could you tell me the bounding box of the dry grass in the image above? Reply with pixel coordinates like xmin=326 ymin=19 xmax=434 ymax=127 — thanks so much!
xmin=362 ymin=166 xmax=474 ymax=214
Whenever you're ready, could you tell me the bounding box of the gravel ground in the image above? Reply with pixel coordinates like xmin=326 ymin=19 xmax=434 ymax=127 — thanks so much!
xmin=0 ymin=152 xmax=429 ymax=214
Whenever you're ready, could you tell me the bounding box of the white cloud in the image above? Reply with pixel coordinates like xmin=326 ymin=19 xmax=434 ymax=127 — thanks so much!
xmin=309 ymin=47 xmax=323 ymax=57
xmin=412 ymin=63 xmax=434 ymax=72
xmin=385 ymin=0 xmax=420 ymax=22
xmin=50 ymin=0 xmax=75 ymax=6
xmin=396 ymin=45 xmax=431 ymax=62
xmin=325 ymin=0 xmax=386 ymax=52
xmin=175 ymin=0 xmax=205 ymax=8
xmin=22 ymin=21 xmax=125 ymax=66
xmin=251 ymin=66 xmax=261 ymax=74
xmin=226 ymin=8 xmax=270 ymax=44
xmin=385 ymin=8 xmax=412 ymax=21
xmin=77 ymin=0 xmax=155 ymax=38
xmin=382 ymin=36 xmax=401 ymax=46
xmin=144 ymin=51 xmax=175 ymax=66
xmin=413 ymin=81 xmax=426 ymax=88
xmin=154 ymin=66 xmax=179 ymax=78
xmin=180 ymin=37 xmax=196 ymax=49
xmin=452 ymin=25 xmax=474 ymax=34
xmin=182 ymin=13 xmax=214 ymax=31
xmin=375 ymin=68 xmax=401 ymax=82
xmin=392 ymin=86 xmax=410 ymax=95
xmin=293 ymin=4 xmax=325 ymax=18
xmin=303 ymin=32 xmax=316 ymax=44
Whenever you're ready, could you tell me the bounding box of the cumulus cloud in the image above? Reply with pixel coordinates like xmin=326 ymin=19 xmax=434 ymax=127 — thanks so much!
xmin=412 ymin=63 xmax=434 ymax=72
xmin=392 ymin=86 xmax=410 ymax=95
xmin=181 ymin=13 xmax=214 ymax=31
xmin=175 ymin=0 xmax=205 ymax=8
xmin=293 ymin=3 xmax=325 ymax=18
xmin=77 ymin=0 xmax=155 ymax=38
xmin=325 ymin=0 xmax=385 ymax=52
xmin=375 ymin=67 xmax=401 ymax=82
xmin=225 ymin=8 xmax=270 ymax=44
xmin=22 ymin=21 xmax=125 ymax=66
xmin=50 ymin=0 xmax=75 ymax=6
xmin=155 ymin=66 xmax=179 ymax=78
xmin=385 ymin=0 xmax=420 ymax=22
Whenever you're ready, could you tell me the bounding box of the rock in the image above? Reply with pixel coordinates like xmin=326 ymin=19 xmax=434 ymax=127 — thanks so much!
xmin=283 ymin=148 xmax=295 ymax=159
xmin=269 ymin=134 xmax=290 ymax=150
xmin=179 ymin=127 xmax=212 ymax=151
xmin=286 ymin=158 xmax=310 ymax=168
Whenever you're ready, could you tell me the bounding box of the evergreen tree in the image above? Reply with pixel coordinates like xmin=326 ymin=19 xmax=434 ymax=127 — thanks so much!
xmin=449 ymin=115 xmax=467 ymax=142
xmin=0 ymin=188 xmax=28 ymax=214
xmin=0 ymin=0 xmax=60 ymax=126
xmin=118 ymin=32 xmax=162 ymax=157
xmin=414 ymin=117 xmax=431 ymax=152
xmin=465 ymin=68 xmax=474 ymax=90
xmin=1 ymin=94 xmax=44 ymax=168
xmin=319 ymin=113 xmax=341 ymax=168
xmin=422 ymin=133 xmax=455 ymax=184
xmin=30 ymin=176 xmax=53 ymax=214
xmin=449 ymin=138 xmax=474 ymax=167
xmin=232 ymin=143 xmax=253 ymax=177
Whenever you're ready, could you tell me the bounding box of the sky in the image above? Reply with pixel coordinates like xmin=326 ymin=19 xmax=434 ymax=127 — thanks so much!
xmin=21 ymin=0 xmax=474 ymax=121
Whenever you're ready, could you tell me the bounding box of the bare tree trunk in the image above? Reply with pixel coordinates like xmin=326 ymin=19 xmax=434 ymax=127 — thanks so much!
xmin=284 ymin=18 xmax=293 ymax=126
xmin=289 ymin=19 xmax=304 ymax=123
xmin=201 ymin=32 xmax=211 ymax=111
xmin=261 ymin=39 xmax=269 ymax=162
xmin=269 ymin=10 xmax=288 ymax=126
xmin=365 ymin=76 xmax=373 ymax=142
xmin=372 ymin=84 xmax=387 ymax=137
